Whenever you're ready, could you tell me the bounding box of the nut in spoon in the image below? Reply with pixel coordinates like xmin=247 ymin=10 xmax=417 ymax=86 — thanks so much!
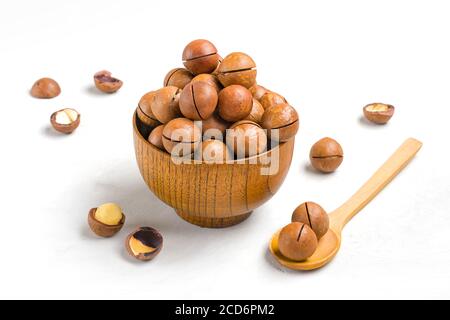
xmin=269 ymin=138 xmax=423 ymax=271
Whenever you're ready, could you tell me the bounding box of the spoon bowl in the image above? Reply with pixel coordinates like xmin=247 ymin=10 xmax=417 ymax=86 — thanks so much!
xmin=269 ymin=138 xmax=423 ymax=271
xmin=270 ymin=228 xmax=340 ymax=271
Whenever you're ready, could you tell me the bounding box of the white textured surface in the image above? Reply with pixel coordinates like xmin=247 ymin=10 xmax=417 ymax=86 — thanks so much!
xmin=1 ymin=0 xmax=449 ymax=299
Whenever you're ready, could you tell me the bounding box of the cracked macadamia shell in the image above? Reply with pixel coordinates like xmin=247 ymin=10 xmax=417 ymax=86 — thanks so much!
xmin=292 ymin=202 xmax=329 ymax=240
xmin=88 ymin=207 xmax=125 ymax=238
xmin=217 ymin=52 xmax=257 ymax=88
xmin=249 ymin=84 xmax=268 ymax=101
xmin=162 ymin=118 xmax=202 ymax=157
xmin=201 ymin=113 xmax=230 ymax=140
xmin=197 ymin=139 xmax=232 ymax=164
xmin=182 ymin=39 xmax=220 ymax=75
xmin=94 ymin=70 xmax=123 ymax=93
xmin=151 ymin=86 xmax=182 ymax=124
xmin=278 ymin=222 xmax=318 ymax=261
xmin=309 ymin=137 xmax=344 ymax=173
xmin=31 ymin=78 xmax=61 ymax=99
xmin=226 ymin=120 xmax=267 ymax=158
xmin=260 ymin=91 xmax=287 ymax=110
xmin=137 ymin=91 xmax=160 ymax=129
xmin=191 ymin=73 xmax=223 ymax=92
xmin=261 ymin=103 xmax=299 ymax=142
xmin=218 ymin=85 xmax=253 ymax=122
xmin=244 ymin=99 xmax=265 ymax=124
xmin=179 ymin=81 xmax=218 ymax=120
xmin=163 ymin=68 xmax=194 ymax=89
xmin=363 ymin=103 xmax=395 ymax=124
xmin=50 ymin=108 xmax=80 ymax=134
xmin=148 ymin=125 xmax=165 ymax=150
xmin=126 ymin=227 xmax=163 ymax=261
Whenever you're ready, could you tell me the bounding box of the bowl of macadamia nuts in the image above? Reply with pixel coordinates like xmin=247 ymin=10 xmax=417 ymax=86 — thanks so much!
xmin=133 ymin=39 xmax=299 ymax=228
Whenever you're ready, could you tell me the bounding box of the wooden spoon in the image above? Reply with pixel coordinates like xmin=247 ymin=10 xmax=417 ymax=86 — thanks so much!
xmin=269 ymin=138 xmax=423 ymax=271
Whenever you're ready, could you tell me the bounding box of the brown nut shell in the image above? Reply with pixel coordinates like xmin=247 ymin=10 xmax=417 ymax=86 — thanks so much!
xmin=309 ymin=137 xmax=344 ymax=173
xmin=179 ymin=81 xmax=218 ymax=120
xmin=137 ymin=91 xmax=160 ymax=128
xmin=261 ymin=103 xmax=299 ymax=142
xmin=211 ymin=54 xmax=223 ymax=76
xmin=163 ymin=68 xmax=194 ymax=89
xmin=50 ymin=108 xmax=80 ymax=134
xmin=88 ymin=208 xmax=125 ymax=238
xmin=363 ymin=103 xmax=395 ymax=124
xmin=148 ymin=125 xmax=165 ymax=150
xmin=260 ymin=92 xmax=287 ymax=110
xmin=191 ymin=73 xmax=223 ymax=92
xmin=31 ymin=78 xmax=61 ymax=99
xmin=94 ymin=70 xmax=123 ymax=93
xmin=201 ymin=113 xmax=230 ymax=140
xmin=197 ymin=139 xmax=231 ymax=164
xmin=249 ymin=84 xmax=268 ymax=101
xmin=162 ymin=118 xmax=201 ymax=157
xmin=292 ymin=202 xmax=329 ymax=240
xmin=217 ymin=52 xmax=257 ymax=88
xmin=125 ymin=227 xmax=163 ymax=261
xmin=182 ymin=39 xmax=220 ymax=75
xmin=151 ymin=86 xmax=182 ymax=124
xmin=278 ymin=222 xmax=318 ymax=261
xmin=227 ymin=120 xmax=267 ymax=158
xmin=244 ymin=99 xmax=265 ymax=124
xmin=218 ymin=85 xmax=253 ymax=122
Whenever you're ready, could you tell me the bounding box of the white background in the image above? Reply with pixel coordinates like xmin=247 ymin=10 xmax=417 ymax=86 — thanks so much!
xmin=0 ymin=0 xmax=449 ymax=300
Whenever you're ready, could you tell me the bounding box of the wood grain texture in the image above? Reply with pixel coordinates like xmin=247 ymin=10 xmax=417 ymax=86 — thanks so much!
xmin=133 ymin=113 xmax=295 ymax=228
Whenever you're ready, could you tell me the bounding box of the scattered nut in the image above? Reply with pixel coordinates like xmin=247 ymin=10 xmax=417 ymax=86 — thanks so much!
xmin=126 ymin=227 xmax=163 ymax=261
xmin=292 ymin=202 xmax=329 ymax=239
xmin=218 ymin=85 xmax=253 ymax=122
xmin=363 ymin=102 xmax=395 ymax=124
xmin=227 ymin=120 xmax=267 ymax=158
xmin=260 ymin=91 xmax=287 ymax=110
xmin=50 ymin=108 xmax=80 ymax=134
xmin=244 ymin=99 xmax=265 ymax=124
xmin=217 ymin=52 xmax=257 ymax=88
xmin=151 ymin=86 xmax=182 ymax=123
xmin=179 ymin=81 xmax=218 ymax=120
xmin=88 ymin=203 xmax=125 ymax=238
xmin=310 ymin=137 xmax=344 ymax=173
xmin=94 ymin=70 xmax=123 ymax=93
xmin=31 ymin=78 xmax=61 ymax=99
xmin=182 ymin=39 xmax=220 ymax=75
xmin=261 ymin=103 xmax=299 ymax=142
xmin=249 ymin=84 xmax=268 ymax=101
xmin=148 ymin=125 xmax=165 ymax=150
xmin=162 ymin=118 xmax=202 ymax=157
xmin=197 ymin=139 xmax=231 ymax=164
xmin=278 ymin=222 xmax=318 ymax=261
xmin=163 ymin=68 xmax=194 ymax=89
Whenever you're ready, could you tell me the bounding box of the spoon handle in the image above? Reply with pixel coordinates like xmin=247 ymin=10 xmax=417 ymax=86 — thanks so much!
xmin=330 ymin=138 xmax=422 ymax=231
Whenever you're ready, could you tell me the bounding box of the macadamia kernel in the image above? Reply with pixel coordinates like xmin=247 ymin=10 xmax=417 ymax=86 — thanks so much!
xmin=94 ymin=203 xmax=123 ymax=226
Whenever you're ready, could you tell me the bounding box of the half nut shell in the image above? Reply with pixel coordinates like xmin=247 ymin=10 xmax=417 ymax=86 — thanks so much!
xmin=88 ymin=208 xmax=125 ymax=238
xmin=363 ymin=103 xmax=395 ymax=124
xmin=125 ymin=227 xmax=163 ymax=261
xmin=94 ymin=70 xmax=123 ymax=93
xmin=50 ymin=108 xmax=80 ymax=134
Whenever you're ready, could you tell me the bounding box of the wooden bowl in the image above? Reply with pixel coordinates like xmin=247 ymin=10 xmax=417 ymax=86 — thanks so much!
xmin=133 ymin=112 xmax=295 ymax=228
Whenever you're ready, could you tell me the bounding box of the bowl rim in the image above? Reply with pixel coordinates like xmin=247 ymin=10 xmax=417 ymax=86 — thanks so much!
xmin=133 ymin=111 xmax=291 ymax=164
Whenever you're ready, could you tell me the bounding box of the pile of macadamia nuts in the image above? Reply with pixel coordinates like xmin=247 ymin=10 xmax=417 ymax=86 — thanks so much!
xmin=136 ymin=39 xmax=300 ymax=162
